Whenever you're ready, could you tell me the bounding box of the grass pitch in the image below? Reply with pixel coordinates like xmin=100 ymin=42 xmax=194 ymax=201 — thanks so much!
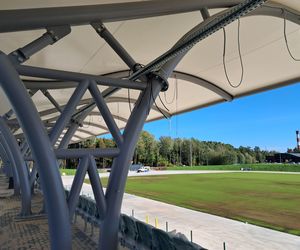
xmin=88 ymin=172 xmax=300 ymax=235
xmin=167 ymin=163 xmax=300 ymax=172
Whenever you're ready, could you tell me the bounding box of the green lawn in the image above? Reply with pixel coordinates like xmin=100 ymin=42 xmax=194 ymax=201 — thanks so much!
xmin=167 ymin=163 xmax=300 ymax=172
xmin=86 ymin=173 xmax=300 ymax=235
xmin=60 ymin=168 xmax=107 ymax=175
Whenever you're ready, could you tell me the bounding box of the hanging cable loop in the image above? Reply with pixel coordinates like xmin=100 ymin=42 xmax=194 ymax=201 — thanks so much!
xmin=127 ymin=69 xmax=133 ymax=113
xmin=164 ymin=74 xmax=177 ymax=105
xmin=175 ymin=75 xmax=178 ymax=138
xmin=148 ymin=78 xmax=169 ymax=120
xmin=223 ymin=18 xmax=244 ymax=88
xmin=283 ymin=9 xmax=300 ymax=61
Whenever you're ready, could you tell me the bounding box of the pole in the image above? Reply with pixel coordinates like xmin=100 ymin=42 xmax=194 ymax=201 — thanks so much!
xmin=190 ymin=140 xmax=193 ymax=167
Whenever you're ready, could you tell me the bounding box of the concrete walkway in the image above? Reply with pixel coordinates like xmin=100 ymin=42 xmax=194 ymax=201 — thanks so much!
xmin=62 ymin=175 xmax=300 ymax=250
xmin=97 ymin=170 xmax=300 ymax=178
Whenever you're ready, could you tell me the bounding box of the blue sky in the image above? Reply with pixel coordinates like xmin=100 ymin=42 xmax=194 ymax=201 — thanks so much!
xmin=143 ymin=82 xmax=300 ymax=152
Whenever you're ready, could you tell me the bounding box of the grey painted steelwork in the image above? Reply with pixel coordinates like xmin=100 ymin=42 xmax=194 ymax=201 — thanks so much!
xmin=173 ymin=71 xmax=233 ymax=101
xmin=83 ymin=113 xmax=128 ymax=123
xmin=59 ymin=105 xmax=96 ymax=149
xmin=24 ymin=80 xmax=78 ymax=90
xmin=0 ymin=145 xmax=11 ymax=177
xmin=0 ymin=1 xmax=298 ymax=250
xmin=99 ymin=75 xmax=165 ymax=249
xmin=0 ymin=117 xmax=31 ymax=215
xmin=4 ymin=109 xmax=14 ymax=120
xmin=29 ymin=164 xmax=37 ymax=191
xmin=15 ymin=64 xmax=147 ymax=90
xmin=12 ymin=69 xmax=227 ymax=137
xmin=48 ymin=148 xmax=120 ymax=159
xmin=25 ymin=148 xmax=120 ymax=160
xmin=249 ymin=2 xmax=300 ymax=25
xmin=20 ymin=96 xmax=166 ymax=124
xmin=0 ymin=135 xmax=20 ymax=195
xmin=89 ymin=81 xmax=124 ymax=147
xmin=0 ymin=141 xmax=19 ymax=191
xmin=88 ymin=155 xmax=107 ymax=220
xmin=0 ymin=0 xmax=243 ymax=33
xmin=22 ymin=68 xmax=140 ymax=90
xmin=42 ymin=90 xmax=63 ymax=113
xmin=67 ymin=156 xmax=89 ymax=220
xmin=0 ymin=144 xmax=10 ymax=177
xmin=49 ymin=81 xmax=89 ymax=145
xmin=0 ymin=52 xmax=71 ymax=249
xmin=92 ymin=22 xmax=137 ymax=69
xmin=9 ymin=26 xmax=71 ymax=64
xmin=128 ymin=0 xmax=266 ymax=81
xmin=106 ymin=97 xmax=171 ymax=118
xmin=200 ymin=8 xmax=210 ymax=20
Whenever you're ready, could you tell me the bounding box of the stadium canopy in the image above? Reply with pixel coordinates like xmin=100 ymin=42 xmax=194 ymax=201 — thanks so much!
xmin=1 ymin=0 xmax=299 ymax=145
xmin=0 ymin=1 xmax=299 ymax=250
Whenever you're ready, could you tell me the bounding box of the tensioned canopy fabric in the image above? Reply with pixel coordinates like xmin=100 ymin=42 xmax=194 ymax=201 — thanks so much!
xmin=0 ymin=0 xmax=299 ymax=145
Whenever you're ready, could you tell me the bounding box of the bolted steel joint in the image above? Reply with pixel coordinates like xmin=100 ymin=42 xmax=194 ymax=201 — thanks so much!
xmin=90 ymin=22 xmax=106 ymax=37
xmin=46 ymin=25 xmax=71 ymax=44
xmin=10 ymin=50 xmax=27 ymax=64
xmin=149 ymin=72 xmax=169 ymax=92
xmin=132 ymin=63 xmax=143 ymax=73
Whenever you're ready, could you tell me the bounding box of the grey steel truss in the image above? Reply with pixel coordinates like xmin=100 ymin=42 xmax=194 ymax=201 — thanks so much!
xmin=0 ymin=1 xmax=299 ymax=250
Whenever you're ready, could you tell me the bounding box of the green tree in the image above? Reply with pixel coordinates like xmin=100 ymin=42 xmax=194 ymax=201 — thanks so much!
xmin=159 ymin=136 xmax=174 ymax=162
xmin=136 ymin=131 xmax=157 ymax=165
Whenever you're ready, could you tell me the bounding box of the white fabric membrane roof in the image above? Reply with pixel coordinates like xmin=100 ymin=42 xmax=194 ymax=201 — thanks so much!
xmin=0 ymin=0 xmax=299 ymax=146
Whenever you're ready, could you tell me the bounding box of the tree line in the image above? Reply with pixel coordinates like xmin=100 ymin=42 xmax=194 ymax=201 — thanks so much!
xmin=68 ymin=131 xmax=276 ymax=168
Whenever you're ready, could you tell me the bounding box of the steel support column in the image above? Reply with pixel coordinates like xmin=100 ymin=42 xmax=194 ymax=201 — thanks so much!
xmin=0 ymin=139 xmax=20 ymax=195
xmin=100 ymin=76 xmax=164 ymax=249
xmin=0 ymin=52 xmax=71 ymax=249
xmin=0 ymin=142 xmax=14 ymax=179
xmin=0 ymin=117 xmax=31 ymax=215
xmin=29 ymin=164 xmax=37 ymax=192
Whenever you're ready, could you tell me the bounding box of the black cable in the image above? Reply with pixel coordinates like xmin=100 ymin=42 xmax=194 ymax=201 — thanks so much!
xmin=127 ymin=88 xmax=132 ymax=113
xmin=163 ymin=77 xmax=176 ymax=105
xmin=147 ymin=80 xmax=152 ymax=115
xmin=129 ymin=0 xmax=266 ymax=81
xmin=222 ymin=18 xmax=244 ymax=88
xmin=158 ymin=95 xmax=170 ymax=112
xmin=283 ymin=10 xmax=300 ymax=61
xmin=127 ymin=69 xmax=133 ymax=113
xmin=149 ymin=79 xmax=169 ymax=120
